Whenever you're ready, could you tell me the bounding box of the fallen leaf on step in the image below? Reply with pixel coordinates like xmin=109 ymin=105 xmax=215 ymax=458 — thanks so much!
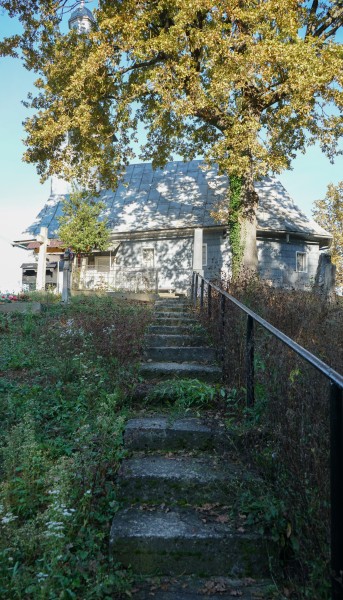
xmin=201 ymin=578 xmax=230 ymax=594
xmin=215 ymin=514 xmax=229 ymax=523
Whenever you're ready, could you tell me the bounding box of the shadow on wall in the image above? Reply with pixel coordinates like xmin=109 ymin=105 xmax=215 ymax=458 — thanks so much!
xmin=257 ymin=240 xmax=312 ymax=290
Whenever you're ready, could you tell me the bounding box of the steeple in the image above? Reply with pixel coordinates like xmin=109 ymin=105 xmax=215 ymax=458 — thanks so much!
xmin=68 ymin=0 xmax=95 ymax=33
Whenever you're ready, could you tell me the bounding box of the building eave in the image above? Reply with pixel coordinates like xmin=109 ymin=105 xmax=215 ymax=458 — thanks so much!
xmin=257 ymin=228 xmax=332 ymax=248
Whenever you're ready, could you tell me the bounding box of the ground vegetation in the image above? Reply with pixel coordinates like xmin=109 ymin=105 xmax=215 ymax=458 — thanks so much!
xmin=196 ymin=276 xmax=343 ymax=598
xmin=0 ymin=294 xmax=152 ymax=598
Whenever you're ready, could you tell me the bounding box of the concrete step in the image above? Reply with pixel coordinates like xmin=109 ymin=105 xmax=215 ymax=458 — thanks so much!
xmin=155 ymin=306 xmax=190 ymax=314
xmin=140 ymin=361 xmax=222 ymax=383
xmin=145 ymin=346 xmax=216 ymax=363
xmin=116 ymin=454 xmax=259 ymax=505
xmin=124 ymin=417 xmax=228 ymax=451
xmin=155 ymin=299 xmax=188 ymax=306
xmin=154 ymin=316 xmax=198 ymax=327
xmin=154 ymin=311 xmax=191 ymax=317
xmin=148 ymin=325 xmax=205 ymax=335
xmin=129 ymin=576 xmax=275 ymax=600
xmin=145 ymin=334 xmax=207 ymax=347
xmin=110 ymin=506 xmax=276 ymax=577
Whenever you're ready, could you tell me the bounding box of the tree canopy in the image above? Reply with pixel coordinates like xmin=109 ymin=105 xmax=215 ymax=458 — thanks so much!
xmin=1 ymin=0 xmax=342 ymax=191
xmin=1 ymin=1 xmax=342 ymax=269
xmin=313 ymin=181 xmax=343 ymax=287
xmin=58 ymin=189 xmax=110 ymax=253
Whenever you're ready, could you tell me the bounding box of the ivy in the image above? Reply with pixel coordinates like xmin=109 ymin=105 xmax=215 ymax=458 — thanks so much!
xmin=228 ymin=175 xmax=244 ymax=277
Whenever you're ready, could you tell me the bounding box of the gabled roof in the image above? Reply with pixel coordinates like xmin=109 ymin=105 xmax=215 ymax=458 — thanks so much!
xmin=22 ymin=160 xmax=331 ymax=242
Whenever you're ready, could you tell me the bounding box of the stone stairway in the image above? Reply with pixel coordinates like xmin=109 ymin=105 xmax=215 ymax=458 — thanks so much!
xmin=110 ymin=298 xmax=278 ymax=599
xmin=140 ymin=297 xmax=222 ymax=382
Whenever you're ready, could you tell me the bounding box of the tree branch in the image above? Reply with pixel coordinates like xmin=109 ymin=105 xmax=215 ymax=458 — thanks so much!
xmin=116 ymin=51 xmax=168 ymax=76
xmin=310 ymin=4 xmax=343 ymax=39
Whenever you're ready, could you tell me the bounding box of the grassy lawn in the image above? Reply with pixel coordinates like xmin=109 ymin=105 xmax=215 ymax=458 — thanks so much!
xmin=0 ymin=294 xmax=152 ymax=599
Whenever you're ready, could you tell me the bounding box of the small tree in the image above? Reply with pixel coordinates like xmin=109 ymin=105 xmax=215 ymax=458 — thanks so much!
xmin=58 ymin=190 xmax=110 ymax=254
xmin=313 ymin=181 xmax=343 ymax=288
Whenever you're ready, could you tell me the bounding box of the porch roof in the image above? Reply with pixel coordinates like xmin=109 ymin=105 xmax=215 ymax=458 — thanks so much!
xmin=22 ymin=160 xmax=331 ymax=242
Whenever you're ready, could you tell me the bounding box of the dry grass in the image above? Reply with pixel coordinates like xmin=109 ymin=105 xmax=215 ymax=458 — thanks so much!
xmin=196 ymin=275 xmax=343 ymax=598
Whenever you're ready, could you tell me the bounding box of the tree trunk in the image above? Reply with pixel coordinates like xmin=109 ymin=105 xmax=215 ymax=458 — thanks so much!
xmin=239 ymin=174 xmax=258 ymax=273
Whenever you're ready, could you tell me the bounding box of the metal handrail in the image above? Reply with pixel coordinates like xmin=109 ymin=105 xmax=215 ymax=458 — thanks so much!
xmin=191 ymin=271 xmax=343 ymax=600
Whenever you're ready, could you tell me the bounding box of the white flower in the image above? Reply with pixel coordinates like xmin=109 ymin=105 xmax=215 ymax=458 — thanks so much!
xmin=1 ymin=513 xmax=17 ymax=525
xmin=45 ymin=532 xmax=65 ymax=539
xmin=62 ymin=508 xmax=75 ymax=517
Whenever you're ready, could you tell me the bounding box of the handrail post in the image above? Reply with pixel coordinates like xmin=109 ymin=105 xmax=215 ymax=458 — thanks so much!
xmin=194 ymin=273 xmax=199 ymax=307
xmin=208 ymin=284 xmax=212 ymax=319
xmin=220 ymin=294 xmax=226 ymax=363
xmin=246 ymin=315 xmax=255 ymax=407
xmin=200 ymin=278 xmax=204 ymax=309
xmin=330 ymin=382 xmax=343 ymax=600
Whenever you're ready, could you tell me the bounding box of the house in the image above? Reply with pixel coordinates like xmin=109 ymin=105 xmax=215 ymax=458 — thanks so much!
xmin=14 ymin=160 xmax=331 ymax=294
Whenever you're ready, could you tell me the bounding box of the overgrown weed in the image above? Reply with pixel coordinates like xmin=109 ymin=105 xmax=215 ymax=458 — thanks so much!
xmin=146 ymin=378 xmax=222 ymax=416
xmin=198 ymin=275 xmax=342 ymax=599
xmin=0 ymin=295 xmax=151 ymax=598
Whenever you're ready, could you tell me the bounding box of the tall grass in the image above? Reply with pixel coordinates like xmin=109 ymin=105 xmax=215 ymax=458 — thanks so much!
xmin=196 ymin=275 xmax=342 ymax=598
xmin=0 ymin=295 xmax=152 ymax=599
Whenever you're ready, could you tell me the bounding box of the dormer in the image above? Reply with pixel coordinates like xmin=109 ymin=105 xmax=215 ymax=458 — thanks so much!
xmin=68 ymin=1 xmax=95 ymax=33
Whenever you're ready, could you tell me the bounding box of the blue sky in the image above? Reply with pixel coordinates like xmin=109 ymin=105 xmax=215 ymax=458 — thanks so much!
xmin=0 ymin=5 xmax=342 ymax=291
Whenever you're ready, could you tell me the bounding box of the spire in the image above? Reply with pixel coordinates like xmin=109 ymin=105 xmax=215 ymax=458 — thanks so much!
xmin=68 ymin=0 xmax=95 ymax=33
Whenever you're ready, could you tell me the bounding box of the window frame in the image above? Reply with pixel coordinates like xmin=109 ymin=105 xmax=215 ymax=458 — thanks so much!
xmin=202 ymin=243 xmax=207 ymax=267
xmin=296 ymin=251 xmax=307 ymax=273
xmin=95 ymin=256 xmax=114 ymax=271
xmin=141 ymin=247 xmax=155 ymax=268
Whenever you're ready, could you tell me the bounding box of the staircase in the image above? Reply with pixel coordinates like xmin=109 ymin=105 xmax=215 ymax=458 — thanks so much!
xmin=110 ymin=298 xmax=278 ymax=599
xmin=140 ymin=297 xmax=221 ymax=382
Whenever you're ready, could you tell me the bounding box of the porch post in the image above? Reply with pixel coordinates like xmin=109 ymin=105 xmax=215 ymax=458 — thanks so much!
xmin=193 ymin=228 xmax=204 ymax=276
xmin=36 ymin=227 xmax=49 ymax=291
xmin=80 ymin=256 xmax=88 ymax=289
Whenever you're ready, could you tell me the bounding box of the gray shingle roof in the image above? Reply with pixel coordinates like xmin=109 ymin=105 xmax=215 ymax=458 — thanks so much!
xmin=22 ymin=160 xmax=331 ymax=240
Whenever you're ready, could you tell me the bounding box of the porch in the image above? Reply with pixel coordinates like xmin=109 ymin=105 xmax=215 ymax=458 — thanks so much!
xmin=71 ymin=265 xmax=192 ymax=294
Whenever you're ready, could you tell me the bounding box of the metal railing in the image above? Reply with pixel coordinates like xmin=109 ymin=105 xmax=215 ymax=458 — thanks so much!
xmin=191 ymin=271 xmax=343 ymax=600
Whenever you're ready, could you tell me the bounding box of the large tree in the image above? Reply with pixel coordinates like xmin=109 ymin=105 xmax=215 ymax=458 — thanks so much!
xmin=313 ymin=181 xmax=343 ymax=288
xmin=1 ymin=0 xmax=343 ymax=270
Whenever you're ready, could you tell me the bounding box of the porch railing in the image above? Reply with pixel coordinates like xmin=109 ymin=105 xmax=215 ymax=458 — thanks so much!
xmin=72 ymin=266 xmax=159 ymax=293
xmin=191 ymin=271 xmax=343 ymax=600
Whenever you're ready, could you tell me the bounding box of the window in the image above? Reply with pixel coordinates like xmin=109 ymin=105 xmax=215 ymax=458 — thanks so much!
xmin=142 ymin=248 xmax=154 ymax=268
xmin=95 ymin=256 xmax=114 ymax=271
xmin=202 ymin=244 xmax=207 ymax=267
xmin=296 ymin=252 xmax=307 ymax=272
